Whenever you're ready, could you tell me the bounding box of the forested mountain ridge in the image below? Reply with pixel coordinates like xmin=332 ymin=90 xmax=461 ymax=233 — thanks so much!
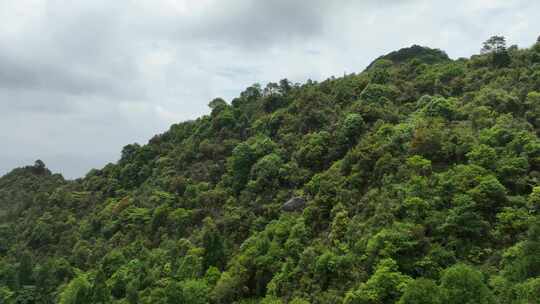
xmin=1 ymin=38 xmax=540 ymax=303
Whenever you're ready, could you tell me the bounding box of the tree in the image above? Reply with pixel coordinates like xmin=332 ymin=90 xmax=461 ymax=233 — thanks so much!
xmin=439 ymin=264 xmax=494 ymax=304
xmin=295 ymin=131 xmax=331 ymax=171
xmin=514 ymin=277 xmax=540 ymax=303
xmin=247 ymin=153 xmax=283 ymax=192
xmin=329 ymin=208 xmax=350 ymax=243
xmin=528 ymin=186 xmax=540 ymax=213
xmin=262 ymin=82 xmax=287 ymax=112
xmin=0 ymin=287 xmax=14 ymax=304
xmin=211 ymin=271 xmax=242 ymax=304
xmin=230 ymin=142 xmax=255 ymax=193
xmin=422 ymin=96 xmax=458 ymax=120
xmin=179 ymin=279 xmax=209 ymax=304
xmin=406 ymin=155 xmax=432 ymax=176
xmin=359 ymin=83 xmax=398 ymax=104
xmin=91 ymin=269 xmax=110 ymax=304
xmin=201 ymin=217 xmax=226 ymax=270
xmin=58 ymin=274 xmax=92 ymax=304
xmin=524 ymin=92 xmax=540 ymax=128
xmin=467 ymin=144 xmax=497 ymax=170
xmin=398 ymin=278 xmax=442 ymax=304
xmin=208 ymin=98 xmax=227 ymax=111
xmin=344 ymin=259 xmax=412 ymax=304
xmin=520 ymin=217 xmax=540 ymax=279
xmin=165 ymin=280 xmax=183 ymax=304
xmin=279 ymin=78 xmax=292 ymax=94
xmin=32 ymin=160 xmax=47 ymax=174
xmin=439 ymin=195 xmax=490 ymax=247
xmin=336 ymin=113 xmax=365 ymax=154
xmin=481 ymin=36 xmax=510 ymax=67
xmin=481 ymin=36 xmax=507 ymax=54
xmin=126 ymin=280 xmax=139 ymax=304
xmin=17 ymin=251 xmax=34 ymax=286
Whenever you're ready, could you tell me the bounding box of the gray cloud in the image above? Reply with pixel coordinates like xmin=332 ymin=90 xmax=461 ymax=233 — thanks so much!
xmin=178 ymin=0 xmax=336 ymax=48
xmin=0 ymin=0 xmax=539 ymax=178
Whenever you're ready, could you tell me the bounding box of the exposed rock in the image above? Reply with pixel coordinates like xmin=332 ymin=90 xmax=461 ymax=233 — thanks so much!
xmin=282 ymin=197 xmax=306 ymax=212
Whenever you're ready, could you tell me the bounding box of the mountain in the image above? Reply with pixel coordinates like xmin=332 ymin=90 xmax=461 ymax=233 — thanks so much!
xmin=364 ymin=45 xmax=450 ymax=70
xmin=1 ymin=42 xmax=540 ymax=304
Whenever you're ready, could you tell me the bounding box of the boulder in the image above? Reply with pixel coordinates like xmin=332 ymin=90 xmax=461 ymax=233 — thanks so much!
xmin=282 ymin=197 xmax=306 ymax=212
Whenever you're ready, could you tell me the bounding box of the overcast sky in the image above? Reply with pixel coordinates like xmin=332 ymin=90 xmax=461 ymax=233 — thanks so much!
xmin=1 ymin=0 xmax=539 ymax=179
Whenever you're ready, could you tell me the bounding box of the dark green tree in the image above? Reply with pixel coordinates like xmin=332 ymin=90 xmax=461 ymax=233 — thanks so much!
xmin=398 ymin=278 xmax=442 ymax=304
xmin=439 ymin=264 xmax=494 ymax=304
xmin=481 ymin=35 xmax=510 ymax=67
xmin=201 ymin=217 xmax=226 ymax=270
xmin=91 ymin=269 xmax=111 ymax=304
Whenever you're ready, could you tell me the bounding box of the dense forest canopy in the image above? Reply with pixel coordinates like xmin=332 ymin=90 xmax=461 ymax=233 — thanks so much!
xmin=1 ymin=37 xmax=540 ymax=303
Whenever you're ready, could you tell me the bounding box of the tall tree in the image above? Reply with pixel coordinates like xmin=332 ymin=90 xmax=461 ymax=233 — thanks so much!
xmin=481 ymin=36 xmax=507 ymax=54
xmin=481 ymin=35 xmax=510 ymax=67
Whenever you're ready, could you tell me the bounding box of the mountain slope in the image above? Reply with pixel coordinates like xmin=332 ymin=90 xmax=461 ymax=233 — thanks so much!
xmin=1 ymin=42 xmax=540 ymax=303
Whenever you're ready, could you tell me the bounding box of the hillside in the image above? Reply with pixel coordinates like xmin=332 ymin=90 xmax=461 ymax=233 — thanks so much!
xmin=1 ymin=41 xmax=540 ymax=303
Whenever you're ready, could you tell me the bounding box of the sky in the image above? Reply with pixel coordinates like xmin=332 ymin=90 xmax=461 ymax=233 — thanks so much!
xmin=0 ymin=0 xmax=539 ymax=179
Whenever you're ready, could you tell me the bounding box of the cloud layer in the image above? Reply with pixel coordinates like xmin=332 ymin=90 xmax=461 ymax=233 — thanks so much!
xmin=1 ymin=0 xmax=539 ymax=178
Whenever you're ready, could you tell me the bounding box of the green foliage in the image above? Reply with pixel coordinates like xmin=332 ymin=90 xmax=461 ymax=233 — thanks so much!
xmin=2 ymin=39 xmax=540 ymax=303
xmin=481 ymin=36 xmax=511 ymax=67
xmin=336 ymin=113 xmax=365 ymax=154
xmin=467 ymin=144 xmax=497 ymax=170
xmin=421 ymin=96 xmax=458 ymax=120
xmin=360 ymin=83 xmax=398 ymax=104
xmin=398 ymin=278 xmax=441 ymax=304
xmin=166 ymin=279 xmax=209 ymax=304
xmin=528 ymin=186 xmax=540 ymax=213
xmin=91 ymin=269 xmax=111 ymax=304
xmin=439 ymin=264 xmax=494 ymax=304
xmin=0 ymin=286 xmax=15 ymax=304
xmin=295 ymin=131 xmax=331 ymax=171
xmin=230 ymin=142 xmax=255 ymax=192
xmin=366 ymin=45 xmax=450 ymax=70
xmin=200 ymin=217 xmax=226 ymax=270
xmin=344 ymin=259 xmax=412 ymax=304
xmin=58 ymin=273 xmax=92 ymax=304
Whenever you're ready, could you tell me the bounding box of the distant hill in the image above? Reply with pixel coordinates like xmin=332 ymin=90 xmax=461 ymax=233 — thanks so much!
xmin=0 ymin=161 xmax=64 ymax=220
xmin=365 ymin=45 xmax=450 ymax=70
xmin=1 ymin=40 xmax=540 ymax=304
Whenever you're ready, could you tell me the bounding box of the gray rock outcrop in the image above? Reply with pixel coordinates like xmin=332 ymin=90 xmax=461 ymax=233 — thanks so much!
xmin=282 ymin=197 xmax=306 ymax=212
